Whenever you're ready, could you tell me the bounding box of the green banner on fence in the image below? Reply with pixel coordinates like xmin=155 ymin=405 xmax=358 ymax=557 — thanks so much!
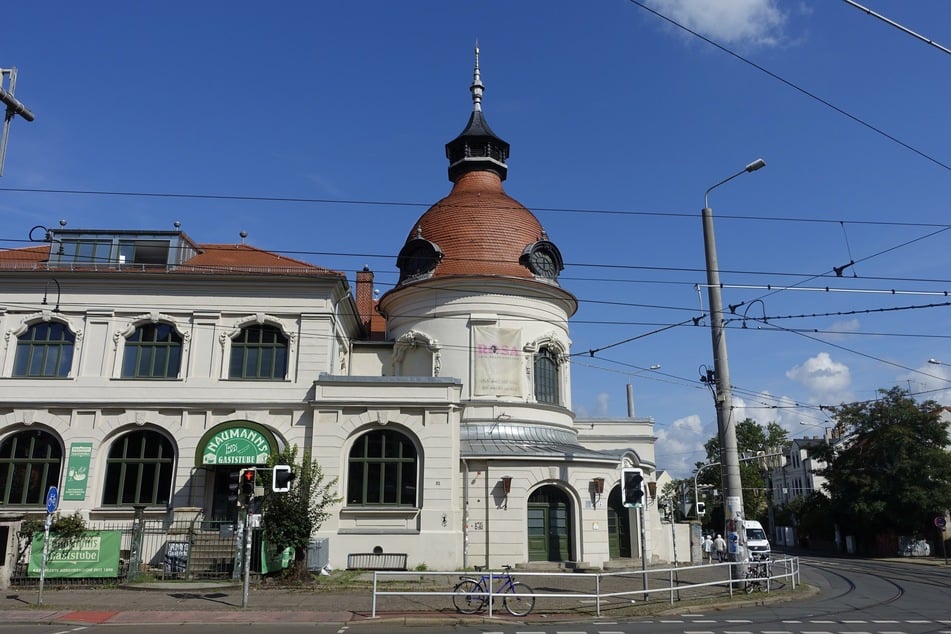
xmin=63 ymin=442 xmax=93 ymax=501
xmin=28 ymin=530 xmax=121 ymax=578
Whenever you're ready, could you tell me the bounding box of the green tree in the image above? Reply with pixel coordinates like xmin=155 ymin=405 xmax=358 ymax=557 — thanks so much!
xmin=261 ymin=445 xmax=340 ymax=578
xmin=699 ymin=419 xmax=789 ymax=524
xmin=815 ymin=387 xmax=951 ymax=547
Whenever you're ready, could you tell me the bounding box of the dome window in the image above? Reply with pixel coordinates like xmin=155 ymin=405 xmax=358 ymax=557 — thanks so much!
xmin=521 ymin=240 xmax=564 ymax=280
xmin=396 ymin=236 xmax=443 ymax=283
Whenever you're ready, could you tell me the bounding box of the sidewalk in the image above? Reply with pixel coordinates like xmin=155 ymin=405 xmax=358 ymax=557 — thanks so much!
xmin=0 ymin=564 xmax=801 ymax=627
xmin=9 ymin=551 xmax=942 ymax=627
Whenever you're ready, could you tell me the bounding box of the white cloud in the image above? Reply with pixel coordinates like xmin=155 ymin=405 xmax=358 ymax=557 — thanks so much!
xmin=655 ymin=414 xmax=709 ymax=478
xmin=596 ymin=391 xmax=611 ymax=416
xmin=645 ymin=0 xmax=787 ymax=47
xmin=902 ymin=362 xmax=951 ymax=405
xmin=786 ymin=351 xmax=852 ymax=401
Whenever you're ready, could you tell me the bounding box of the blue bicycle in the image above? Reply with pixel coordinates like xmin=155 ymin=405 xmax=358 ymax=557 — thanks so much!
xmin=452 ymin=565 xmax=535 ymax=616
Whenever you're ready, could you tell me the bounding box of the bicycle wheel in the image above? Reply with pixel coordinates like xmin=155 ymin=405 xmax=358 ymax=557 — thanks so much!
xmin=744 ymin=573 xmax=757 ymax=594
xmin=503 ymin=581 xmax=535 ymax=616
xmin=452 ymin=579 xmax=485 ymax=614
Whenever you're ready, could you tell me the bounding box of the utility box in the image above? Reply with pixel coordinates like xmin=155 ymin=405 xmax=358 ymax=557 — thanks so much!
xmin=306 ymin=538 xmax=329 ymax=571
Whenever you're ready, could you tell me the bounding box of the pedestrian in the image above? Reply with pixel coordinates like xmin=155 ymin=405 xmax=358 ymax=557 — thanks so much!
xmin=702 ymin=534 xmax=714 ymax=564
xmin=714 ymin=533 xmax=727 ymax=562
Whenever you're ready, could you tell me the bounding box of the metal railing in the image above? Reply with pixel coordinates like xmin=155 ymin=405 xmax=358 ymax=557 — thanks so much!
xmin=369 ymin=556 xmax=800 ymax=618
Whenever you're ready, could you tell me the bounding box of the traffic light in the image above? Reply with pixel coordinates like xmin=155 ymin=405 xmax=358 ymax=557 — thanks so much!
xmin=272 ymin=464 xmax=296 ymax=492
xmin=228 ymin=471 xmax=243 ymax=507
xmin=696 ymin=501 xmax=706 ymax=515
xmin=621 ymin=467 xmax=645 ymax=508
xmin=239 ymin=468 xmax=256 ymax=504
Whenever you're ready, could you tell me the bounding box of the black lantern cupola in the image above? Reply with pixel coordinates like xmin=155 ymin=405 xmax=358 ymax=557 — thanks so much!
xmin=445 ymin=45 xmax=510 ymax=183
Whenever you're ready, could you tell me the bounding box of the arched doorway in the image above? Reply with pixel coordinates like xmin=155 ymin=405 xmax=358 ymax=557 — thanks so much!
xmin=607 ymin=485 xmax=632 ymax=558
xmin=527 ymin=485 xmax=573 ymax=562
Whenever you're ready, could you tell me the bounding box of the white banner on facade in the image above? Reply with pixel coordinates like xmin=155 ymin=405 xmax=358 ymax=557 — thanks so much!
xmin=473 ymin=326 xmax=523 ymax=397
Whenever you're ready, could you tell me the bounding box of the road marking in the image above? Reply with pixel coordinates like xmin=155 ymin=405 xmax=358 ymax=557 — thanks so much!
xmin=761 ymin=630 xmax=793 ymax=633
xmin=726 ymin=619 xmax=753 ymax=623
xmin=872 ymin=620 xmax=899 ymax=623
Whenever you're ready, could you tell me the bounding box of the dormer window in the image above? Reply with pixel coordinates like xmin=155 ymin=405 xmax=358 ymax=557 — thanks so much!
xmin=396 ymin=237 xmax=443 ymax=283
xmin=47 ymin=229 xmax=198 ymax=268
xmin=521 ymin=240 xmax=564 ymax=280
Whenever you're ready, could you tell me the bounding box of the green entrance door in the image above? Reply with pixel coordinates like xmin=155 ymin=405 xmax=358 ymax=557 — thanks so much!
xmin=607 ymin=485 xmax=632 ymax=558
xmin=527 ymin=485 xmax=572 ymax=562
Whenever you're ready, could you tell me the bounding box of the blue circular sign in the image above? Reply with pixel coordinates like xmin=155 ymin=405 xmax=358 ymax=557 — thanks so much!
xmin=46 ymin=486 xmax=59 ymax=514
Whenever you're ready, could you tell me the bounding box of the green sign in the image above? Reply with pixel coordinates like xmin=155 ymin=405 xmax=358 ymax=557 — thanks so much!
xmin=29 ymin=530 xmax=121 ymax=578
xmin=201 ymin=426 xmax=272 ymax=465
xmin=63 ymin=442 xmax=93 ymax=501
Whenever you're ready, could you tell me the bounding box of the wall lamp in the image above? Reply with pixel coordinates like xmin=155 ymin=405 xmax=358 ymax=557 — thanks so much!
xmin=500 ymin=476 xmax=512 ymax=495
xmin=590 ymin=477 xmax=606 ymax=505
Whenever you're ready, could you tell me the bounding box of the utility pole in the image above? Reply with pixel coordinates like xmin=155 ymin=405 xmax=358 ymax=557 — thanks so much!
xmin=702 ymin=158 xmax=766 ymax=564
xmin=0 ymin=67 xmax=36 ymax=176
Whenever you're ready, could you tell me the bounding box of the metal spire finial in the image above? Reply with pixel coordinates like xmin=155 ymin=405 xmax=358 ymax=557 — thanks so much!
xmin=470 ymin=41 xmax=484 ymax=113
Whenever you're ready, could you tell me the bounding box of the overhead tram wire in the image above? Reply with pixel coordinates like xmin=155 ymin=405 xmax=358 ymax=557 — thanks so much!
xmin=840 ymin=0 xmax=951 ymax=57
xmin=3 ymin=187 xmax=951 ymax=230
xmin=625 ymin=0 xmax=951 ymax=174
xmin=5 ymin=235 xmax=951 ymax=287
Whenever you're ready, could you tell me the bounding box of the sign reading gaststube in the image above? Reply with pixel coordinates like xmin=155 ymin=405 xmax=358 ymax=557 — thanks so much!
xmin=28 ymin=531 xmax=121 ymax=578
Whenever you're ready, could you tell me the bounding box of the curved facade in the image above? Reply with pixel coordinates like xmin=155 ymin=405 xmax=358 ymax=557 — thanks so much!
xmin=0 ymin=49 xmax=672 ymax=583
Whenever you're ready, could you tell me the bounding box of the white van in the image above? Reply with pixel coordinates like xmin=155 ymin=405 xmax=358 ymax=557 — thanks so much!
xmin=744 ymin=520 xmax=771 ymax=559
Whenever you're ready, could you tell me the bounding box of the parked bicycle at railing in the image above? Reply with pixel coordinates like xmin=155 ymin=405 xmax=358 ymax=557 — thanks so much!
xmin=745 ymin=552 xmax=771 ymax=594
xmin=452 ymin=564 xmax=535 ymax=616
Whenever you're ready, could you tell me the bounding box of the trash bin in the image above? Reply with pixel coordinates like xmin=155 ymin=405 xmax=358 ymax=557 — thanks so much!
xmin=306 ymin=538 xmax=329 ymax=571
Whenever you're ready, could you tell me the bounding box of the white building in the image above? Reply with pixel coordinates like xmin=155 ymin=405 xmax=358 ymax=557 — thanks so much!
xmin=0 ymin=50 xmax=685 ymax=578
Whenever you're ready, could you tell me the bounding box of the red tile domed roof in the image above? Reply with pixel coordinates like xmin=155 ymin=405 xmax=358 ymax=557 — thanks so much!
xmin=409 ymin=170 xmax=542 ymax=279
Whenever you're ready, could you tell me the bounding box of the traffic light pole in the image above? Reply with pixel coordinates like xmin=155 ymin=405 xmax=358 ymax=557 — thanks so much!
xmin=241 ymin=503 xmax=253 ymax=609
xmin=639 ymin=504 xmax=648 ymax=601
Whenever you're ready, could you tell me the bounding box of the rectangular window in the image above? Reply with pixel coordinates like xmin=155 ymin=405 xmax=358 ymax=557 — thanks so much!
xmin=118 ymin=239 xmax=170 ymax=265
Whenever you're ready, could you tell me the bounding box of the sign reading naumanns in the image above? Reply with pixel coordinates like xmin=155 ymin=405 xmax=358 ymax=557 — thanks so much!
xmin=202 ymin=426 xmax=272 ymax=465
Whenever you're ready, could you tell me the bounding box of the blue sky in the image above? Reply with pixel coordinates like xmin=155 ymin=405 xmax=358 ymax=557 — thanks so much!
xmin=2 ymin=1 xmax=950 ymax=478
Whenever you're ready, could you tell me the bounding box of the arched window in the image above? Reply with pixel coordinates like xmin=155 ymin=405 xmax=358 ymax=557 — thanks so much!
xmin=347 ymin=429 xmax=417 ymax=506
xmin=14 ymin=322 xmax=75 ymax=378
xmin=0 ymin=430 xmax=62 ymax=506
xmin=102 ymin=430 xmax=174 ymax=506
xmin=229 ymin=324 xmax=288 ymax=380
xmin=534 ymin=347 xmax=560 ymax=405
xmin=122 ymin=323 xmax=182 ymax=379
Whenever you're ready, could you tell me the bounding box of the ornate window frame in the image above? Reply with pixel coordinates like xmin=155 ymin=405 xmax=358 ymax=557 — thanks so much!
xmin=525 ymin=333 xmax=568 ymax=405
xmin=218 ymin=313 xmax=296 ymax=381
xmin=4 ymin=311 xmax=83 ymax=378
xmin=392 ymin=329 xmax=441 ymax=377
xmin=111 ymin=312 xmax=189 ymax=379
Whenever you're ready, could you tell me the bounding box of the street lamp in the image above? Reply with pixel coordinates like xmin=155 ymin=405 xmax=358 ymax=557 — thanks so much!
xmin=929 ymin=358 xmax=946 ymax=366
xmin=626 ymin=364 xmax=661 ymax=417
xmin=702 ymin=158 xmax=766 ymax=561
xmin=1 ymin=67 xmax=36 ymax=177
